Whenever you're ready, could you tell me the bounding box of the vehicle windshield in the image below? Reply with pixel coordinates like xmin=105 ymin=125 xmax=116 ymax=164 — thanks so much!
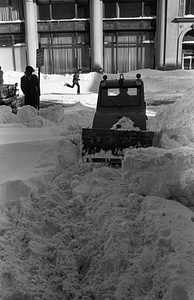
xmin=100 ymin=86 xmax=141 ymax=107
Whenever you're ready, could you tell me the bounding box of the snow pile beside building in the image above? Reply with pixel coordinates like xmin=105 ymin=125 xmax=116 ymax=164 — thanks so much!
xmin=3 ymin=71 xmax=104 ymax=95
xmin=122 ymin=84 xmax=194 ymax=212
xmin=1 ymin=163 xmax=194 ymax=299
xmin=147 ymin=86 xmax=194 ymax=133
xmin=0 ymin=106 xmax=17 ymax=123
xmin=123 ymin=146 xmax=194 ymax=208
xmin=1 ymin=71 xmax=194 ymax=299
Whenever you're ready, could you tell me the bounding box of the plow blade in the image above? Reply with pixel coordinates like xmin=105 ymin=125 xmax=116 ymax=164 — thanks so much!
xmin=81 ymin=128 xmax=155 ymax=164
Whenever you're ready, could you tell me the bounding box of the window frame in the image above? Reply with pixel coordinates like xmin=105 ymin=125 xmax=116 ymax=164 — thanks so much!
xmin=185 ymin=0 xmax=194 ymax=15
xmin=36 ymin=0 xmax=89 ymax=20
xmin=103 ymin=0 xmax=156 ymax=18
xmin=0 ymin=0 xmax=24 ymax=21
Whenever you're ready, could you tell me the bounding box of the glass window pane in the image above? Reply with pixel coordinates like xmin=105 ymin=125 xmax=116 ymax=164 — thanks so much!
xmin=104 ymin=28 xmax=155 ymax=73
xmin=40 ymin=34 xmax=52 ymax=74
xmin=144 ymin=0 xmax=156 ymax=16
xmin=37 ymin=0 xmax=50 ymax=20
xmin=52 ymin=33 xmax=76 ymax=73
xmin=101 ymin=87 xmax=140 ymax=107
xmin=52 ymin=1 xmax=75 ymax=19
xmin=104 ymin=32 xmax=117 ymax=73
xmin=52 ymin=32 xmax=75 ymax=44
xmin=0 ymin=35 xmax=12 ymax=47
xmin=40 ymin=32 xmax=90 ymax=74
xmin=10 ymin=0 xmax=24 ymax=20
xmin=77 ymin=33 xmax=90 ymax=71
xmin=76 ymin=0 xmax=89 ymax=18
xmin=118 ymin=31 xmax=141 ymax=44
xmin=183 ymin=30 xmax=194 ymax=41
xmin=0 ymin=0 xmax=10 ymax=21
xmin=186 ymin=0 xmax=194 ymax=14
xmin=142 ymin=43 xmax=154 ymax=69
xmin=104 ymin=32 xmax=116 ymax=43
xmin=40 ymin=34 xmax=52 ymax=46
xmin=104 ymin=3 xmax=116 ymax=18
xmin=142 ymin=31 xmax=155 ymax=43
xmin=13 ymin=34 xmax=25 ymax=46
xmin=119 ymin=1 xmax=142 ymax=17
xmin=117 ymin=31 xmax=141 ymax=72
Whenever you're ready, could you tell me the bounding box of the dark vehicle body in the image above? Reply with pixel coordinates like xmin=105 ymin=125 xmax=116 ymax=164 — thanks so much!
xmin=81 ymin=74 xmax=155 ymax=164
xmin=93 ymin=74 xmax=147 ymax=130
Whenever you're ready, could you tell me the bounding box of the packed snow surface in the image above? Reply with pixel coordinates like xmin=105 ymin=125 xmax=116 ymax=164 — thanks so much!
xmin=1 ymin=69 xmax=194 ymax=300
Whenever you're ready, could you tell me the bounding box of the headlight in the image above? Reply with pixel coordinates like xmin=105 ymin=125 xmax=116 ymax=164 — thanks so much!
xmin=101 ymin=75 xmax=107 ymax=86
xmin=136 ymin=79 xmax=141 ymax=86
xmin=136 ymin=73 xmax=141 ymax=85
xmin=119 ymin=73 xmax=124 ymax=85
xmin=120 ymin=73 xmax=124 ymax=80
xmin=101 ymin=81 xmax=106 ymax=86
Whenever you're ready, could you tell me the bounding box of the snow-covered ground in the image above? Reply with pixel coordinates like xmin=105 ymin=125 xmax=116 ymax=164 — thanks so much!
xmin=1 ymin=69 xmax=194 ymax=300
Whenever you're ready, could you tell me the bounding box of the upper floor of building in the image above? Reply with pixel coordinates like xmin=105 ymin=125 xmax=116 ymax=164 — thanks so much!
xmin=1 ymin=0 xmax=194 ymax=23
xmin=1 ymin=0 xmax=156 ymax=22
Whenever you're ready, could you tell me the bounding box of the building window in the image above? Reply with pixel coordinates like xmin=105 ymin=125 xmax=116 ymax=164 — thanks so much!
xmin=104 ymin=2 xmax=117 ymax=18
xmin=0 ymin=0 xmax=24 ymax=21
xmin=52 ymin=0 xmax=75 ymax=19
xmin=37 ymin=0 xmax=89 ymax=20
xmin=0 ymin=34 xmax=26 ymax=72
xmin=103 ymin=0 xmax=156 ymax=18
xmin=37 ymin=0 xmax=50 ymax=20
xmin=144 ymin=0 xmax=156 ymax=16
xmin=10 ymin=0 xmax=24 ymax=20
xmin=40 ymin=32 xmax=90 ymax=74
xmin=182 ymin=30 xmax=194 ymax=69
xmin=104 ymin=30 xmax=155 ymax=73
xmin=119 ymin=0 xmax=142 ymax=18
xmin=185 ymin=0 xmax=194 ymax=14
xmin=76 ymin=0 xmax=89 ymax=18
xmin=0 ymin=34 xmax=25 ymax=48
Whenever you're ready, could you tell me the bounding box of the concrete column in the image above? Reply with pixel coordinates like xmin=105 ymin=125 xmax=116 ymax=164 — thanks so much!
xmin=90 ymin=0 xmax=103 ymax=72
xmin=164 ymin=0 xmax=180 ymax=69
xmin=155 ymin=0 xmax=166 ymax=69
xmin=23 ymin=0 xmax=38 ymax=70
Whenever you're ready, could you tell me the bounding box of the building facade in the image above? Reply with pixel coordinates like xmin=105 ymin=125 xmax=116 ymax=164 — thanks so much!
xmin=0 ymin=0 xmax=194 ymax=74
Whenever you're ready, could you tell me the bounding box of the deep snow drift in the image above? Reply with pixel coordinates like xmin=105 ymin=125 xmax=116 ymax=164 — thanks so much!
xmin=0 ymin=70 xmax=194 ymax=300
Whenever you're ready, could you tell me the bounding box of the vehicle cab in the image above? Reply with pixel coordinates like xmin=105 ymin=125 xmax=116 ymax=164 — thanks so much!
xmin=92 ymin=73 xmax=147 ymax=130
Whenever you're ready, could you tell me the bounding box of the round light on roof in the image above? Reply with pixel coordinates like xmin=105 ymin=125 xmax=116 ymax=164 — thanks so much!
xmin=103 ymin=75 xmax=108 ymax=80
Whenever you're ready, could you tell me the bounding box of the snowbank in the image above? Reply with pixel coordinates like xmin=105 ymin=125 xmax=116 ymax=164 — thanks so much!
xmin=1 ymin=70 xmax=194 ymax=299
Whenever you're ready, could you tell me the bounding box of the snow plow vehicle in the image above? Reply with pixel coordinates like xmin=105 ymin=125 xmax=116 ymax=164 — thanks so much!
xmin=0 ymin=83 xmax=24 ymax=113
xmin=81 ymin=73 xmax=155 ymax=164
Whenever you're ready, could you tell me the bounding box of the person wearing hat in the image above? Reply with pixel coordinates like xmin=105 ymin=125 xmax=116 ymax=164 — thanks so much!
xmin=21 ymin=66 xmax=40 ymax=109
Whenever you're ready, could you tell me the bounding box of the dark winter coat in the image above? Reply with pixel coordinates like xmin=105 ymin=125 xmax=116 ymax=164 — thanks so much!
xmin=73 ymin=72 xmax=80 ymax=84
xmin=21 ymin=74 xmax=40 ymax=108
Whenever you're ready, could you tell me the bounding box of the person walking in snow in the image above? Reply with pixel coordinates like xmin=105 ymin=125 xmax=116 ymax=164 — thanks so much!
xmin=0 ymin=66 xmax=4 ymax=85
xmin=64 ymin=69 xmax=81 ymax=94
xmin=21 ymin=66 xmax=40 ymax=109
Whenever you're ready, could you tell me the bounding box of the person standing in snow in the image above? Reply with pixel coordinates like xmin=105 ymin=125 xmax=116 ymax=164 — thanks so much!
xmin=64 ymin=69 xmax=81 ymax=94
xmin=20 ymin=66 xmax=40 ymax=109
xmin=0 ymin=66 xmax=4 ymax=85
